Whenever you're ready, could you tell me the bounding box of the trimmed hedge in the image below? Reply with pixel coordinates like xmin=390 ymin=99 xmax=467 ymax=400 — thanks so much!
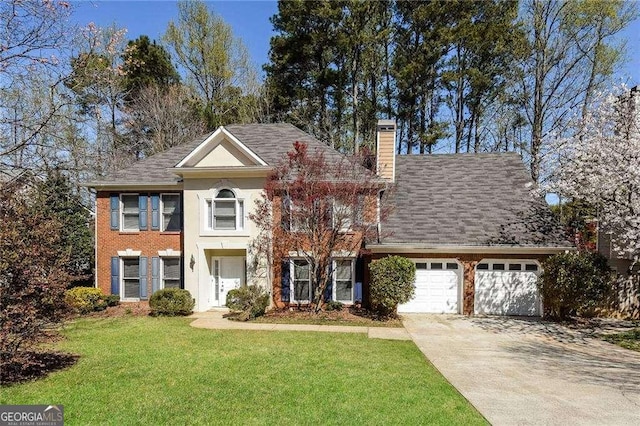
xmin=149 ymin=288 xmax=195 ymax=316
xmin=226 ymin=286 xmax=269 ymax=321
xmin=369 ymin=256 xmax=416 ymax=317
xmin=538 ymin=251 xmax=613 ymax=320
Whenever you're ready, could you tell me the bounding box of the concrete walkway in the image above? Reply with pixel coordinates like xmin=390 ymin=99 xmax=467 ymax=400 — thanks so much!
xmin=402 ymin=314 xmax=640 ymax=426
xmin=189 ymin=310 xmax=411 ymax=340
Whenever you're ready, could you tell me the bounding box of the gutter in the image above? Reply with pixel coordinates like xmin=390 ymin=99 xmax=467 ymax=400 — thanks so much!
xmin=366 ymin=244 xmax=575 ymax=255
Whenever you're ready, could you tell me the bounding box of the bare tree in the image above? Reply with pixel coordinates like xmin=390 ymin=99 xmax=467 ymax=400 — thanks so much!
xmin=125 ymin=84 xmax=206 ymax=156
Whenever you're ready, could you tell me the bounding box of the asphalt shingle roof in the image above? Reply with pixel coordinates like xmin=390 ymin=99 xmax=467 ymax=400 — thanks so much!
xmin=382 ymin=153 xmax=570 ymax=247
xmin=89 ymin=123 xmax=349 ymax=186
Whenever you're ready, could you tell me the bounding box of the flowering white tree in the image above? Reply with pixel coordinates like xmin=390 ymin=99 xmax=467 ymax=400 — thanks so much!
xmin=552 ymin=86 xmax=639 ymax=263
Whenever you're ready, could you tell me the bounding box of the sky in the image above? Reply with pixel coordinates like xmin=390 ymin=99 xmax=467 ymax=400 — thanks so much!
xmin=70 ymin=0 xmax=640 ymax=85
xmin=71 ymin=1 xmax=279 ymax=75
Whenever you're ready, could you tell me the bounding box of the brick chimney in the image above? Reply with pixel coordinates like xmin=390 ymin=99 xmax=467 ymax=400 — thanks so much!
xmin=376 ymin=119 xmax=396 ymax=181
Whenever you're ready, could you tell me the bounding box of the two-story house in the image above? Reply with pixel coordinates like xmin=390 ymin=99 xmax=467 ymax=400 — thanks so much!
xmin=88 ymin=121 xmax=571 ymax=315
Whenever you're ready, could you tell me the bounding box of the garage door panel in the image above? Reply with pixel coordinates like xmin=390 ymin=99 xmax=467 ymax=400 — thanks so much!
xmin=475 ymin=267 xmax=540 ymax=316
xmin=398 ymin=266 xmax=460 ymax=314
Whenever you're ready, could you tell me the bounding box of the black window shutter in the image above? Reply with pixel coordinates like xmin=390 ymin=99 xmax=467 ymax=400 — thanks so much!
xmin=281 ymin=259 xmax=290 ymax=302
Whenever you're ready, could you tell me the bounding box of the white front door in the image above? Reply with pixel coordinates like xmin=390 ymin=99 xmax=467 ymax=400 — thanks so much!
xmin=211 ymin=257 xmax=244 ymax=307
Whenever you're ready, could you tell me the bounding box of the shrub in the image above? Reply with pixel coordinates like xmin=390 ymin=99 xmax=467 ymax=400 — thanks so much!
xmin=369 ymin=256 xmax=416 ymax=317
xmin=538 ymin=251 xmax=614 ymax=320
xmin=149 ymin=288 xmax=195 ymax=316
xmin=65 ymin=287 xmax=107 ymax=314
xmin=226 ymin=286 xmax=270 ymax=321
xmin=102 ymin=294 xmax=120 ymax=307
xmin=325 ymin=301 xmax=344 ymax=311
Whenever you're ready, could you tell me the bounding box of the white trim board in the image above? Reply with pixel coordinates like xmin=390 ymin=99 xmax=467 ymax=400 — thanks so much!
xmin=175 ymin=126 xmax=267 ymax=168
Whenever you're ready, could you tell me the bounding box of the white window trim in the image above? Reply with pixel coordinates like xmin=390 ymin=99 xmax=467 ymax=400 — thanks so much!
xmin=120 ymin=193 xmax=139 ymax=232
xmin=332 ymin=258 xmax=355 ymax=303
xmin=160 ymin=256 xmax=181 ymax=290
xmin=160 ymin=193 xmax=181 ymax=232
xmin=289 ymin=257 xmax=357 ymax=304
xmin=117 ymin=249 xmax=142 ymax=257
xmin=120 ymin=257 xmax=140 ymax=302
xmin=290 ymin=258 xmax=312 ymax=303
xmin=201 ymin=188 xmax=248 ymax=236
xmin=158 ymin=249 xmax=181 ymax=257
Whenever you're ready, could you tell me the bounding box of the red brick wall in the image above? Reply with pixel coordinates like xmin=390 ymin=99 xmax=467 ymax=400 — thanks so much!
xmin=95 ymin=191 xmax=183 ymax=297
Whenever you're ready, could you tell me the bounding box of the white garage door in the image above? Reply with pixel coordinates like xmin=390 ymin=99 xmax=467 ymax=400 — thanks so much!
xmin=398 ymin=261 xmax=461 ymax=313
xmin=474 ymin=261 xmax=541 ymax=316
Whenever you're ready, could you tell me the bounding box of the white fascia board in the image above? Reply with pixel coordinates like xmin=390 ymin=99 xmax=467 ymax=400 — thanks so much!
xmin=366 ymin=244 xmax=575 ymax=255
xmin=84 ymin=182 xmax=182 ymax=190
xmin=169 ymin=166 xmax=272 ymax=178
xmin=222 ymin=126 xmax=268 ymax=166
xmin=175 ymin=128 xmax=220 ymax=167
xmin=175 ymin=126 xmax=268 ymax=168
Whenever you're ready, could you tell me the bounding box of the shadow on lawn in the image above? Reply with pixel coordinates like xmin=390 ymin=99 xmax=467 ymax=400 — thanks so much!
xmin=1 ymin=351 xmax=79 ymax=386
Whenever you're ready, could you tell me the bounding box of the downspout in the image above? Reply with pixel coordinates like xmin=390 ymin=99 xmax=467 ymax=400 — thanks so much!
xmin=89 ymin=187 xmax=98 ymax=289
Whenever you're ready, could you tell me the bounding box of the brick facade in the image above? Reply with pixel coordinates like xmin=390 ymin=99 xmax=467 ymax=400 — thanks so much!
xmin=95 ymin=191 xmax=183 ymax=297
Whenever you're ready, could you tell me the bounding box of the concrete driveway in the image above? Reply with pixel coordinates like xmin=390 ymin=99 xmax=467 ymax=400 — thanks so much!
xmin=402 ymin=315 xmax=640 ymax=426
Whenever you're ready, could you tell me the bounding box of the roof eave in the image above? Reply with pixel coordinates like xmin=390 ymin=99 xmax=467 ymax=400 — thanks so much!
xmin=83 ymin=181 xmax=183 ymax=190
xmin=366 ymin=244 xmax=575 ymax=255
xmin=170 ymin=166 xmax=274 ymax=178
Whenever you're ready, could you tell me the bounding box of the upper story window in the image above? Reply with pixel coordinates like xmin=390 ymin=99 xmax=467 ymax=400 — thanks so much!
xmin=206 ymin=189 xmax=244 ymax=231
xmin=121 ymin=194 xmax=139 ymax=232
xmin=161 ymin=194 xmax=181 ymax=232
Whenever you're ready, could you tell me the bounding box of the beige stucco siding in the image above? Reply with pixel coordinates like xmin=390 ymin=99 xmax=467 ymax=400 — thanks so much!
xmin=182 ymin=176 xmax=268 ymax=311
xmin=195 ymin=139 xmax=256 ymax=167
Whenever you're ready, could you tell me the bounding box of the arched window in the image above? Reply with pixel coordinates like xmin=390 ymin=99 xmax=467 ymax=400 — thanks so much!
xmin=206 ymin=189 xmax=244 ymax=230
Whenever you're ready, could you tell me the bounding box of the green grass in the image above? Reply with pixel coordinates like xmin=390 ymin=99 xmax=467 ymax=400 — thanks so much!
xmin=602 ymin=328 xmax=640 ymax=352
xmin=0 ymin=316 xmax=486 ymax=425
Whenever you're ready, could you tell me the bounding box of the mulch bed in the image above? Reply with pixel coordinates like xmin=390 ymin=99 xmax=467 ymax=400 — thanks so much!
xmin=254 ymin=306 xmax=403 ymax=327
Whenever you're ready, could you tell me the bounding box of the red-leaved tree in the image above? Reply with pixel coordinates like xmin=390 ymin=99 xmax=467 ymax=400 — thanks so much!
xmin=250 ymin=142 xmax=389 ymax=313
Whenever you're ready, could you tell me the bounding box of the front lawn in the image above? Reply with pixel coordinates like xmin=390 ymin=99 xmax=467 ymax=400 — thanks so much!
xmin=602 ymin=328 xmax=640 ymax=352
xmin=0 ymin=316 xmax=485 ymax=425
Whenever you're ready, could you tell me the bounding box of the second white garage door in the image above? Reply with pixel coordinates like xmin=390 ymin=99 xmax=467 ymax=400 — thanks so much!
xmin=398 ymin=261 xmax=461 ymax=314
xmin=474 ymin=260 xmax=541 ymax=316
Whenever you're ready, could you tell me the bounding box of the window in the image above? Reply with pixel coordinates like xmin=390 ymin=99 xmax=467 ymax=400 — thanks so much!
xmin=121 ymin=194 xmax=139 ymax=231
xmin=525 ymin=264 xmax=539 ymax=272
xmin=334 ymin=260 xmax=353 ymax=302
xmin=122 ymin=258 xmax=140 ymax=299
xmin=206 ymin=189 xmax=244 ymax=231
xmin=161 ymin=194 xmax=181 ymax=232
xmin=492 ymin=263 xmax=505 ymax=271
xmin=416 ymin=262 xmax=427 ymax=270
xmin=430 ymin=262 xmax=443 ymax=270
xmin=292 ymin=259 xmax=311 ymax=302
xmin=477 ymin=263 xmax=489 ymax=270
xmin=508 ymin=263 xmax=522 ymax=271
xmin=446 ymin=263 xmax=459 ymax=270
xmin=162 ymin=258 xmax=181 ymax=289
xmin=333 ymin=200 xmax=352 ymax=230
